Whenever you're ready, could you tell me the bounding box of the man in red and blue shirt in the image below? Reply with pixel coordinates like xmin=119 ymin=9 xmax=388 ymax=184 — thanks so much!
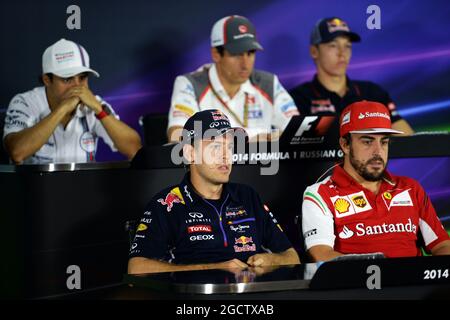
xmin=302 ymin=100 xmax=450 ymax=260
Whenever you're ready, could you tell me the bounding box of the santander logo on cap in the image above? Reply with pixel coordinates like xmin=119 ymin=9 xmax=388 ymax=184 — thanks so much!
xmin=339 ymin=100 xmax=403 ymax=136
xmin=358 ymin=111 xmax=390 ymax=120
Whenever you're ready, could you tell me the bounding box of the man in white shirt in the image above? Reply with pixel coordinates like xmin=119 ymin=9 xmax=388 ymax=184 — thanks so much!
xmin=167 ymin=15 xmax=299 ymax=142
xmin=3 ymin=38 xmax=142 ymax=164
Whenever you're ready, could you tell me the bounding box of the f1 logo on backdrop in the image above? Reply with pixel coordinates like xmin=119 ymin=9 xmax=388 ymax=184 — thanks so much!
xmin=289 ymin=116 xmax=337 ymax=146
xmin=294 ymin=116 xmax=335 ymax=138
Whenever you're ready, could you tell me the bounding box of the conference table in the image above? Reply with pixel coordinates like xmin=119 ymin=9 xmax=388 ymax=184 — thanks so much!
xmin=1 ymin=133 xmax=449 ymax=299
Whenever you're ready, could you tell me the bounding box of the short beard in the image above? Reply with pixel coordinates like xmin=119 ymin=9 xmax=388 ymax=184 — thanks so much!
xmin=349 ymin=147 xmax=386 ymax=182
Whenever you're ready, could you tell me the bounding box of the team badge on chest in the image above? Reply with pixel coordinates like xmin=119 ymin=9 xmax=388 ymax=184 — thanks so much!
xmin=331 ymin=191 xmax=372 ymax=218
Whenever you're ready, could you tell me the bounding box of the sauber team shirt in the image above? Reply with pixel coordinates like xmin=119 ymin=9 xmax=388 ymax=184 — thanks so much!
xmin=129 ymin=174 xmax=293 ymax=264
xmin=3 ymin=86 xmax=118 ymax=164
xmin=168 ymin=64 xmax=299 ymax=139
xmin=302 ymin=166 xmax=449 ymax=258
xmin=289 ymin=75 xmax=403 ymax=123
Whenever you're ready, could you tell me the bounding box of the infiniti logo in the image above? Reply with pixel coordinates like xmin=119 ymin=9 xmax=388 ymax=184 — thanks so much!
xmin=189 ymin=212 xmax=203 ymax=218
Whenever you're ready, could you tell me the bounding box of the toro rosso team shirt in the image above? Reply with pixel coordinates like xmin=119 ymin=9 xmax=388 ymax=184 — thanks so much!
xmin=302 ymin=166 xmax=449 ymax=258
xmin=289 ymin=75 xmax=403 ymax=123
xmin=129 ymin=174 xmax=293 ymax=264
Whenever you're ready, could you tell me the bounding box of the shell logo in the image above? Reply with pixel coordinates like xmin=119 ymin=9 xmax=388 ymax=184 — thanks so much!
xmin=137 ymin=223 xmax=148 ymax=232
xmin=334 ymin=198 xmax=350 ymax=214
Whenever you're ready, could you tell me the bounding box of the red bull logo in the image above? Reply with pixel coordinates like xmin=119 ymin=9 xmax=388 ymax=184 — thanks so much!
xmin=327 ymin=18 xmax=350 ymax=33
xmin=157 ymin=187 xmax=185 ymax=212
xmin=234 ymin=236 xmax=256 ymax=253
xmin=235 ymin=236 xmax=253 ymax=245
xmin=211 ymin=110 xmax=229 ymax=121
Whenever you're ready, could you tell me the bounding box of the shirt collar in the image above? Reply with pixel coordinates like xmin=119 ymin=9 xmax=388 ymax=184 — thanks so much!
xmin=209 ymin=63 xmax=255 ymax=100
xmin=179 ymin=172 xmax=239 ymax=208
xmin=312 ymin=74 xmax=356 ymax=97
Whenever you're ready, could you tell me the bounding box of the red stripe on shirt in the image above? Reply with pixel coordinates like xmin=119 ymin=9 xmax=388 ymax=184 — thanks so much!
xmin=198 ymin=85 xmax=211 ymax=104
xmin=252 ymin=84 xmax=273 ymax=105
xmin=304 ymin=197 xmax=326 ymax=215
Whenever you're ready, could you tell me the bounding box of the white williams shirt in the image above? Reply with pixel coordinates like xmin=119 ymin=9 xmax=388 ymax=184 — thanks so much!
xmin=3 ymin=86 xmax=118 ymax=164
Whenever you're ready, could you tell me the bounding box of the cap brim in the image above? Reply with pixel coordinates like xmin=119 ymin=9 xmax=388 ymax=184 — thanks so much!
xmin=215 ymin=127 xmax=248 ymax=138
xmin=350 ymin=128 xmax=404 ymax=135
xmin=52 ymin=67 xmax=100 ymax=78
xmin=181 ymin=127 xmax=248 ymax=145
xmin=224 ymin=39 xmax=263 ymax=55
xmin=321 ymin=31 xmax=361 ymax=44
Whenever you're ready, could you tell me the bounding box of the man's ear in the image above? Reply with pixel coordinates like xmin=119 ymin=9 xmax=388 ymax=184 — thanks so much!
xmin=310 ymin=45 xmax=319 ymax=60
xmin=339 ymin=137 xmax=350 ymax=156
xmin=42 ymin=74 xmax=52 ymax=86
xmin=211 ymin=47 xmax=220 ymax=63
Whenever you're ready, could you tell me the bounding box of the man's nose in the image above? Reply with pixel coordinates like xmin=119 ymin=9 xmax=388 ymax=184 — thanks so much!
xmin=240 ymin=53 xmax=252 ymax=66
xmin=372 ymin=141 xmax=383 ymax=155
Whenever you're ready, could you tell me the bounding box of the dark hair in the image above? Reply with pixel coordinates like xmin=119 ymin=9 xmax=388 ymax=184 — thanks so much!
xmin=341 ymin=133 xmax=352 ymax=146
xmin=214 ymin=46 xmax=225 ymax=56
xmin=38 ymin=73 xmax=53 ymax=85
xmin=340 ymin=133 xmax=352 ymax=154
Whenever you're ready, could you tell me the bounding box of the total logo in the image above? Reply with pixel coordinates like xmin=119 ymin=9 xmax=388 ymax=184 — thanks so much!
xmin=187 ymin=225 xmax=212 ymax=233
xmin=338 ymin=218 xmax=417 ymax=239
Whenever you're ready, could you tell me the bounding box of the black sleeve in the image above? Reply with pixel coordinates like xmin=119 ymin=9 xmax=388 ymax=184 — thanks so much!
xmin=367 ymin=82 xmax=403 ymax=123
xmin=253 ymin=190 xmax=293 ymax=253
xmin=128 ymin=197 xmax=171 ymax=260
xmin=289 ymin=85 xmax=312 ymax=115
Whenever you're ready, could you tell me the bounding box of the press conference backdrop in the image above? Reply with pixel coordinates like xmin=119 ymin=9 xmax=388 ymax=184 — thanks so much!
xmin=1 ymin=0 xmax=449 ymax=161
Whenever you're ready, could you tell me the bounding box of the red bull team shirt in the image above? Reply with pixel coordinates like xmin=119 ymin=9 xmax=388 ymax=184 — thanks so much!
xmin=129 ymin=174 xmax=293 ymax=264
xmin=302 ymin=166 xmax=449 ymax=258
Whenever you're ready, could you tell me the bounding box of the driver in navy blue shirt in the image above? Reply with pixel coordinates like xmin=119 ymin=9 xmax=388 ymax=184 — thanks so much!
xmin=128 ymin=109 xmax=300 ymax=274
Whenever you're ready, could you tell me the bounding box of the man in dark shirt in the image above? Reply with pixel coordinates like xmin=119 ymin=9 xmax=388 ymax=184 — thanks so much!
xmin=128 ymin=109 xmax=300 ymax=274
xmin=289 ymin=17 xmax=414 ymax=135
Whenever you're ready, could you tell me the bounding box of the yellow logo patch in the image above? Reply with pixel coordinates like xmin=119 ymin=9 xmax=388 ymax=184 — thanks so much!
xmin=137 ymin=224 xmax=148 ymax=232
xmin=334 ymin=198 xmax=350 ymax=214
